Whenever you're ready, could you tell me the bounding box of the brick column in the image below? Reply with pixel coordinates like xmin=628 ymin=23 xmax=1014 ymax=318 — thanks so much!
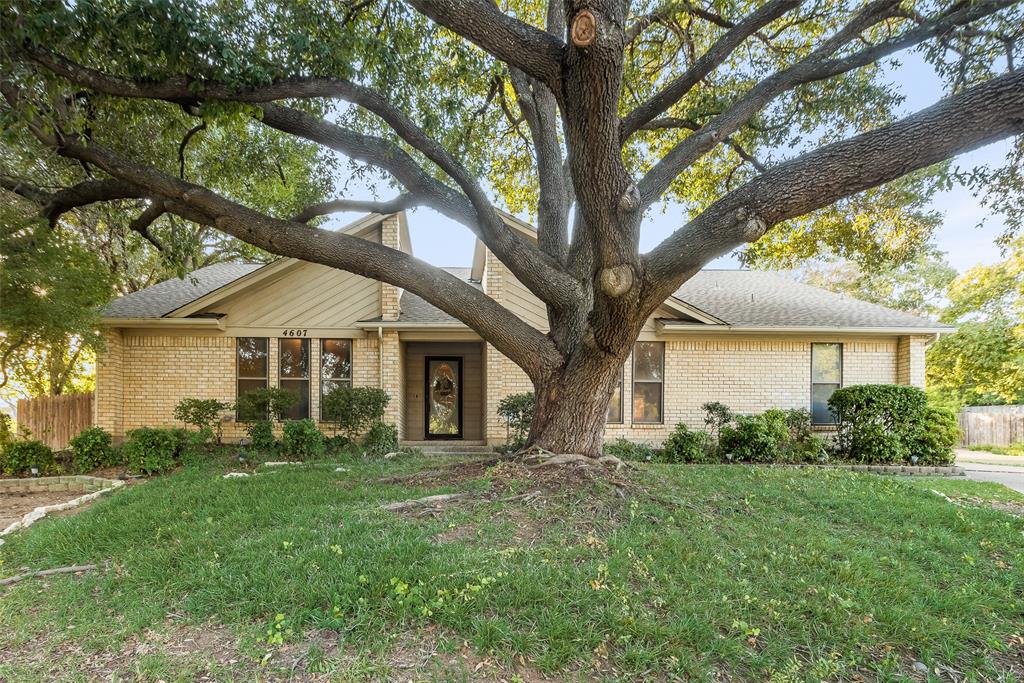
xmin=896 ymin=335 xmax=928 ymax=388
xmin=95 ymin=328 xmax=124 ymax=438
xmin=380 ymin=215 xmax=402 ymax=321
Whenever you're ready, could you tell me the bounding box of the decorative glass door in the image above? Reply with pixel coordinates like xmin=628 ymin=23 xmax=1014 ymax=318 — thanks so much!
xmin=425 ymin=357 xmax=462 ymax=439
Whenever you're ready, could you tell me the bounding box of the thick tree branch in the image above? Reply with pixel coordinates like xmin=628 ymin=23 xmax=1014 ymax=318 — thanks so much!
xmin=18 ymin=46 xmax=581 ymax=310
xmin=128 ymin=201 xmax=167 ymax=251
xmin=0 ymin=174 xmax=144 ymax=225
xmin=400 ymin=0 xmax=565 ymax=93
xmin=642 ymin=68 xmax=1024 ymax=306
xmin=636 ymin=0 xmax=1018 ymax=206
xmin=621 ymin=0 xmax=800 ymax=139
xmin=292 ymin=194 xmax=424 ymax=222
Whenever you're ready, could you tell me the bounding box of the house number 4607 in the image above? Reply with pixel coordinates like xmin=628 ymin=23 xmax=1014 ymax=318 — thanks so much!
xmin=281 ymin=329 xmax=308 ymax=337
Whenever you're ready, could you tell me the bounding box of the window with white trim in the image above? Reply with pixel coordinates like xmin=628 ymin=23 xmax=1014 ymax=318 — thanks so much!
xmin=811 ymin=343 xmax=842 ymax=425
xmin=632 ymin=342 xmax=664 ymax=423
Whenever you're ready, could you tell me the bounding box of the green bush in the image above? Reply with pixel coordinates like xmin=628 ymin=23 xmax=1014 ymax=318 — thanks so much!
xmin=362 ymin=421 xmax=398 ymax=457
xmin=701 ymin=401 xmax=733 ymax=444
xmin=282 ymin=419 xmax=325 ymax=460
xmin=0 ymin=413 xmax=13 ymax=450
xmin=68 ymin=426 xmax=115 ymax=473
xmin=1 ymin=439 xmax=56 ymax=476
xmin=321 ymin=386 xmax=390 ymax=440
xmin=245 ymin=420 xmax=276 ymax=452
xmin=123 ymin=427 xmax=183 ymax=474
xmin=828 ymin=384 xmax=928 ymax=464
xmin=661 ymin=424 xmax=712 ymax=463
xmin=497 ymin=392 xmax=534 ymax=449
xmin=912 ymin=406 xmax=959 ymax=465
xmin=603 ymin=437 xmax=660 ymax=463
xmin=236 ymin=388 xmax=298 ymax=422
xmin=720 ymin=409 xmax=789 ymax=463
xmin=174 ymin=398 xmax=230 ymax=443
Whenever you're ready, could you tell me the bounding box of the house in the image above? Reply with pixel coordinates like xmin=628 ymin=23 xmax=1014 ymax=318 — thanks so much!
xmin=95 ymin=212 xmax=952 ymax=447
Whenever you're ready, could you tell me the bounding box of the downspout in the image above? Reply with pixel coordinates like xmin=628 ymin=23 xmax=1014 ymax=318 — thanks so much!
xmin=378 ymin=326 xmax=384 ymax=389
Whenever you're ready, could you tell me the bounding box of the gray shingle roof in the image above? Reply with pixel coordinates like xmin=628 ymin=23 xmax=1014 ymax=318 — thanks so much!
xmin=395 ymin=268 xmax=478 ymax=324
xmin=102 ymin=261 xmax=947 ymax=331
xmin=672 ymin=270 xmax=950 ymax=329
xmin=102 ymin=263 xmax=265 ymax=318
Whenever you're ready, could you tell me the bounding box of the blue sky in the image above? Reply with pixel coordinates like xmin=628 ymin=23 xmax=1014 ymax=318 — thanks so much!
xmin=327 ymin=51 xmax=1013 ymax=274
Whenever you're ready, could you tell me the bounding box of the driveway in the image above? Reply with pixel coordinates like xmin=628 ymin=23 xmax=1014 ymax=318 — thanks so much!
xmin=955 ymin=449 xmax=1024 ymax=494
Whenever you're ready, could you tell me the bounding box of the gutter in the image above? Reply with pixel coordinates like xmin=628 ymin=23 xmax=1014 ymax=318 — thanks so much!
xmin=101 ymin=317 xmax=225 ymax=330
xmin=655 ymin=322 xmax=956 ymax=335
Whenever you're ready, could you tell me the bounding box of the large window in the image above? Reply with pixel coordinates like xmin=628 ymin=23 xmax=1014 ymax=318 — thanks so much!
xmin=632 ymin=342 xmax=664 ymax=423
xmin=606 ymin=365 xmax=624 ymax=423
xmin=811 ymin=343 xmax=842 ymax=425
xmin=320 ymin=339 xmax=353 ymax=421
xmin=236 ymin=337 xmax=268 ymax=420
xmin=279 ymin=338 xmax=310 ymax=420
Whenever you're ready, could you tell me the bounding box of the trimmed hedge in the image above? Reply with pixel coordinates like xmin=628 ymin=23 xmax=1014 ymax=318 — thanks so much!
xmin=123 ymin=427 xmax=186 ymax=474
xmin=1 ymin=439 xmax=57 ymax=476
xmin=68 ymin=426 xmax=118 ymax=473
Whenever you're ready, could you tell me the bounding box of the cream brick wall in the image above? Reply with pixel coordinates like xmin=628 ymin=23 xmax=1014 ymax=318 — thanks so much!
xmin=380 ymin=216 xmax=402 ymax=321
xmin=95 ymin=329 xmax=124 ymax=435
xmin=896 ymin=335 xmax=929 ymax=388
xmin=484 ymin=336 xmax=903 ymax=446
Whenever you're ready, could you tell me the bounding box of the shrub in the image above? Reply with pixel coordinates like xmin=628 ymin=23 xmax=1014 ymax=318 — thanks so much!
xmin=123 ymin=427 xmax=183 ymax=474
xmin=497 ymin=392 xmax=534 ymax=450
xmin=701 ymin=401 xmax=733 ymax=443
xmin=321 ymin=386 xmax=390 ymax=440
xmin=912 ymin=406 xmax=959 ymax=465
xmin=1 ymin=439 xmax=56 ymax=476
xmin=68 ymin=426 xmax=115 ymax=473
xmin=363 ymin=421 xmax=398 ymax=457
xmin=0 ymin=412 xmax=13 ymax=450
xmin=236 ymin=388 xmax=298 ymax=422
xmin=245 ymin=420 xmax=276 ymax=452
xmin=603 ymin=437 xmax=660 ymax=463
xmin=720 ymin=409 xmax=789 ymax=463
xmin=661 ymin=424 xmax=712 ymax=463
xmin=174 ymin=398 xmax=230 ymax=443
xmin=282 ymin=419 xmax=325 ymax=460
xmin=829 ymin=384 xmax=928 ymax=464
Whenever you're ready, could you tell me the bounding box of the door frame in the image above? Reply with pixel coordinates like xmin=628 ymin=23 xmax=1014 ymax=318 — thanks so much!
xmin=423 ymin=355 xmax=463 ymax=440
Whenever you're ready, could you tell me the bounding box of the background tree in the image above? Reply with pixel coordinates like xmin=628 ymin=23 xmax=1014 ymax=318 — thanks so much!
xmin=1 ymin=0 xmax=1023 ymax=456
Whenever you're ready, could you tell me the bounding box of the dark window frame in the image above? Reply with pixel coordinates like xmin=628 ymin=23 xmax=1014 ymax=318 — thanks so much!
xmin=632 ymin=341 xmax=665 ymax=424
xmin=235 ymin=337 xmax=268 ymax=421
xmin=278 ymin=337 xmax=311 ymax=421
xmin=606 ymin=364 xmax=624 ymax=424
xmin=320 ymin=338 xmax=354 ymax=422
xmin=810 ymin=342 xmax=843 ymax=426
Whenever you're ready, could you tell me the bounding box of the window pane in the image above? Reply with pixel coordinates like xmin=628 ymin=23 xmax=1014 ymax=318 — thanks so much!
xmin=633 ymin=382 xmax=663 ymax=423
xmin=606 ymin=377 xmax=622 ymax=423
xmin=812 ymin=343 xmax=841 ymax=383
xmin=279 ymin=338 xmax=309 ymax=379
xmin=321 ymin=339 xmax=352 ymax=380
xmin=281 ymin=380 xmax=309 ymax=420
xmin=811 ymin=383 xmax=839 ymax=424
xmin=237 ymin=337 xmax=267 ymax=378
xmin=633 ymin=342 xmax=664 ymax=382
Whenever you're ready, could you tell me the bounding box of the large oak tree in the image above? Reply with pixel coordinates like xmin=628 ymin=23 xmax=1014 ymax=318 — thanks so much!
xmin=1 ymin=0 xmax=1022 ymax=456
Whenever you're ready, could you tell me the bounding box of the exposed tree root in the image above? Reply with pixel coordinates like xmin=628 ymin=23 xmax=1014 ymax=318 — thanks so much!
xmin=520 ymin=449 xmax=632 ymax=472
xmin=0 ymin=563 xmax=98 ymax=587
xmin=381 ymin=493 xmax=472 ymax=512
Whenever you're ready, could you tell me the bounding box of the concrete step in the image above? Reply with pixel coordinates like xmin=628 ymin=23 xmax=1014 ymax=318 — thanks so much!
xmin=401 ymin=440 xmax=494 ymax=454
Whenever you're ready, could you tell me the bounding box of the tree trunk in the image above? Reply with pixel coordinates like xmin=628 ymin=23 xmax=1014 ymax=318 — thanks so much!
xmin=526 ymin=346 xmax=626 ymax=458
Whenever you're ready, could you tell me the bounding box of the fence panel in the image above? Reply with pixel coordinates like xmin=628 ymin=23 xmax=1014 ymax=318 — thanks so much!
xmin=15 ymin=392 xmax=95 ymax=450
xmin=958 ymin=406 xmax=1024 ymax=447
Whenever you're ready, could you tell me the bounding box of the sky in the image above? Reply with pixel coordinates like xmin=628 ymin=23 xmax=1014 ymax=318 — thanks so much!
xmin=323 ymin=51 xmax=1014 ymax=274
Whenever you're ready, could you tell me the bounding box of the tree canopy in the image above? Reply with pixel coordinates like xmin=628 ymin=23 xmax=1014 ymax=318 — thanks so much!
xmin=1 ymin=0 xmax=1023 ymax=453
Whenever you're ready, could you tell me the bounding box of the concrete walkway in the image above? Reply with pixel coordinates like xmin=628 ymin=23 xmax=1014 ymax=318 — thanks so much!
xmin=955 ymin=449 xmax=1024 ymax=494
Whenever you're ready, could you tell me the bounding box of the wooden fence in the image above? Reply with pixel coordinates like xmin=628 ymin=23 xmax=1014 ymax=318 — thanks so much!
xmin=16 ymin=392 xmax=95 ymax=450
xmin=958 ymin=405 xmax=1024 ymax=448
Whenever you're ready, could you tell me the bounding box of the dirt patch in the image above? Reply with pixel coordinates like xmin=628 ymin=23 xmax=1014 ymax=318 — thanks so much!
xmin=0 ymin=490 xmax=86 ymax=529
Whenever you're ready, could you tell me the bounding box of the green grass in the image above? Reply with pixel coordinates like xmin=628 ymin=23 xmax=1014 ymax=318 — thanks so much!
xmin=967 ymin=443 xmax=1024 ymax=457
xmin=2 ymin=455 xmax=1023 ymax=681
xmin=908 ymin=476 xmax=1024 ymax=505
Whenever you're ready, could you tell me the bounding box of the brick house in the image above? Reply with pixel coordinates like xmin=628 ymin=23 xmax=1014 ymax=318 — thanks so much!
xmin=95 ymin=212 xmax=951 ymax=447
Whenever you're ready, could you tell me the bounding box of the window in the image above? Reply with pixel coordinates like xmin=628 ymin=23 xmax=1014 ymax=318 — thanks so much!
xmin=320 ymin=339 xmax=353 ymax=421
xmin=236 ymin=337 xmax=268 ymax=420
xmin=606 ymin=365 xmax=624 ymax=423
xmin=811 ymin=343 xmax=842 ymax=425
xmin=279 ymin=338 xmax=310 ymax=420
xmin=632 ymin=342 xmax=664 ymax=423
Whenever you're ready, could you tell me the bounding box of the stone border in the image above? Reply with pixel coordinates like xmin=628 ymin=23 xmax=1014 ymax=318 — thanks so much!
xmin=0 ymin=476 xmax=125 ymax=543
xmin=761 ymin=463 xmax=965 ymax=476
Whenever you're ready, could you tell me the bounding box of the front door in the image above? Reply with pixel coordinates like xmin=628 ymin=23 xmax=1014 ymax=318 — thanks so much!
xmin=425 ymin=356 xmax=462 ymax=439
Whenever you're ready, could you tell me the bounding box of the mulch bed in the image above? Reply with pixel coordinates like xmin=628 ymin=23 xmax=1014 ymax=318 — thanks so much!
xmin=0 ymin=490 xmax=86 ymax=529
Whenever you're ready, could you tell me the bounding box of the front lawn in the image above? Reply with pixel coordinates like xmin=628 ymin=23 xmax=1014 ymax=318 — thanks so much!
xmin=1 ymin=456 xmax=1022 ymax=681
